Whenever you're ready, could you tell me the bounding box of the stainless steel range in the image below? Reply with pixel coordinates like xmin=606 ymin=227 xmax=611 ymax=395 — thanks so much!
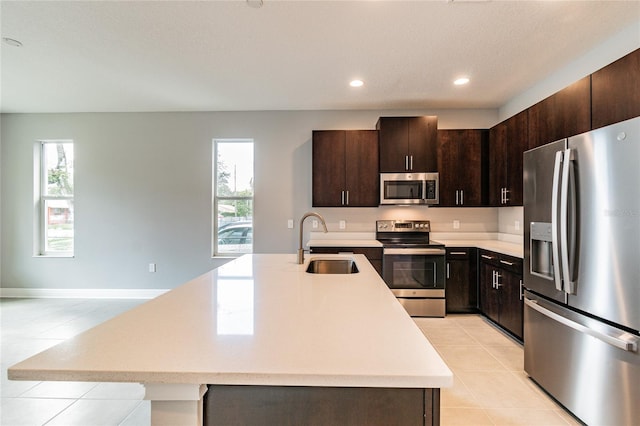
xmin=376 ymin=220 xmax=446 ymax=317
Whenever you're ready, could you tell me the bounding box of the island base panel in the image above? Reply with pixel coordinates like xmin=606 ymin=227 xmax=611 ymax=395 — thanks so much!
xmin=204 ymin=385 xmax=440 ymax=426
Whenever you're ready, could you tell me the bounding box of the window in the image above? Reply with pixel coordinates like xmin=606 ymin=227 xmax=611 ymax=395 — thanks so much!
xmin=36 ymin=140 xmax=74 ymax=256
xmin=213 ymin=139 xmax=254 ymax=256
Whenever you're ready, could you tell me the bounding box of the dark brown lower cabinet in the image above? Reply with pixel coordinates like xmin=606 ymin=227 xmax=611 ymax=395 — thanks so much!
xmin=479 ymin=250 xmax=524 ymax=340
xmin=204 ymin=385 xmax=440 ymax=426
xmin=310 ymin=246 xmax=383 ymax=277
xmin=445 ymin=248 xmax=478 ymax=313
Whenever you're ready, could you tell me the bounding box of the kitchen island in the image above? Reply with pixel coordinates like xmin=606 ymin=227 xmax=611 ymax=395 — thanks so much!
xmin=8 ymin=254 xmax=452 ymax=425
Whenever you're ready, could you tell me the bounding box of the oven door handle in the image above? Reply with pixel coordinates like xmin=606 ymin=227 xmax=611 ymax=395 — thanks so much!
xmin=383 ymin=248 xmax=446 ymax=255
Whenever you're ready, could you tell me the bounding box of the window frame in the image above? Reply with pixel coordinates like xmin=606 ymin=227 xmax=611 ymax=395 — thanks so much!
xmin=35 ymin=140 xmax=74 ymax=257
xmin=212 ymin=138 xmax=254 ymax=257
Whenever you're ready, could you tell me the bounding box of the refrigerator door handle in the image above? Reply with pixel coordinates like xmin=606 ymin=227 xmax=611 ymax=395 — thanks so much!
xmin=551 ymin=150 xmax=564 ymax=292
xmin=560 ymin=148 xmax=576 ymax=294
xmin=525 ymin=298 xmax=638 ymax=352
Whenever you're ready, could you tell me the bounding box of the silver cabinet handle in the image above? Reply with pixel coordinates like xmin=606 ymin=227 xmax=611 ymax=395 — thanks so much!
xmin=450 ymin=251 xmax=466 ymax=255
xmin=405 ymin=155 xmax=409 ymax=170
xmin=482 ymin=254 xmax=494 ymax=260
xmin=460 ymin=189 xmax=464 ymax=205
xmin=491 ymin=270 xmax=496 ymax=288
xmin=495 ymin=271 xmax=502 ymax=288
xmin=455 ymin=190 xmax=459 ymax=205
xmin=341 ymin=190 xmax=345 ymax=205
xmin=519 ymin=279 xmax=523 ymax=301
xmin=345 ymin=190 xmax=349 ymax=206
xmin=525 ymin=298 xmax=638 ymax=352
xmin=410 ymin=155 xmax=413 ymax=171
xmin=500 ymin=260 xmax=514 ymax=266
xmin=446 ymin=263 xmax=450 ymax=279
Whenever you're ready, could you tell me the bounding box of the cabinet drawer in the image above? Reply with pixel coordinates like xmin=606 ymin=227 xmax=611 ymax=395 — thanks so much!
xmin=310 ymin=246 xmax=383 ymax=260
xmin=446 ymin=248 xmax=470 ymax=260
xmin=479 ymin=250 xmax=522 ymax=274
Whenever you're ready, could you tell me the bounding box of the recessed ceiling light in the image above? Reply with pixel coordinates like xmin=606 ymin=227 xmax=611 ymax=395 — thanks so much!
xmin=2 ymin=37 xmax=23 ymax=48
xmin=454 ymin=77 xmax=470 ymax=86
xmin=246 ymin=0 xmax=263 ymax=8
xmin=350 ymin=80 xmax=364 ymax=88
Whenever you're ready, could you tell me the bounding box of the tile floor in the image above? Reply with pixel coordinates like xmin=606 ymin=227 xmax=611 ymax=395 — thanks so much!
xmin=1 ymin=298 xmax=581 ymax=425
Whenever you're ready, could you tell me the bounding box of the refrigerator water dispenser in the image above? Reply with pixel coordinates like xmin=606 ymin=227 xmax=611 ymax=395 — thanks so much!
xmin=530 ymin=222 xmax=554 ymax=280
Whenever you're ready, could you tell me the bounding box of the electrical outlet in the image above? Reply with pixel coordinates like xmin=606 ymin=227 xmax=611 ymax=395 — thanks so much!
xmin=515 ymin=220 xmax=520 ymax=231
xmin=453 ymin=220 xmax=460 ymax=229
xmin=339 ymin=220 xmax=346 ymax=229
xmin=149 ymin=263 xmax=156 ymax=273
xmin=312 ymin=219 xmax=318 ymax=229
xmin=287 ymin=219 xmax=294 ymax=229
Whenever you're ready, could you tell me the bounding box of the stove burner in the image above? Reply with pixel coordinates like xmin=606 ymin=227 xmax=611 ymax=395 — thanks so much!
xmin=375 ymin=219 xmax=442 ymax=248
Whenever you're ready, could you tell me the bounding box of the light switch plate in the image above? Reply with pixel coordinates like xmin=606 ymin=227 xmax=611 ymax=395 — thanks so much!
xmin=287 ymin=219 xmax=294 ymax=229
xmin=149 ymin=263 xmax=156 ymax=273
xmin=339 ymin=220 xmax=346 ymax=229
xmin=312 ymin=220 xmax=318 ymax=229
xmin=453 ymin=220 xmax=460 ymax=229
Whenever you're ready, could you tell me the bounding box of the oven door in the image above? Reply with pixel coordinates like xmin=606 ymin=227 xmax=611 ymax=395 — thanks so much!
xmin=382 ymin=248 xmax=446 ymax=289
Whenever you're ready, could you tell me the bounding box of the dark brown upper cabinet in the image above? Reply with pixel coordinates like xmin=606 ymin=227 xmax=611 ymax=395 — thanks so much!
xmin=377 ymin=116 xmax=438 ymax=172
xmin=591 ymin=48 xmax=640 ymax=129
xmin=312 ymin=130 xmax=379 ymax=207
xmin=436 ymin=129 xmax=488 ymax=207
xmin=488 ymin=110 xmax=527 ymax=206
xmin=527 ymin=76 xmax=592 ymax=149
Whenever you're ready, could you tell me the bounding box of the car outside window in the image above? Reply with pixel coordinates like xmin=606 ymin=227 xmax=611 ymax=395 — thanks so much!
xmin=213 ymin=139 xmax=254 ymax=256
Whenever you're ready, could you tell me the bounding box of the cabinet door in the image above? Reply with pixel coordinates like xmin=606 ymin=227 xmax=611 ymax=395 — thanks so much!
xmin=408 ymin=116 xmax=438 ymax=172
xmin=345 ymin=130 xmax=379 ymax=207
xmin=489 ymin=112 xmax=527 ymax=206
xmin=437 ymin=129 xmax=487 ymax=207
xmin=504 ymin=110 xmax=528 ymax=206
xmin=592 ymin=48 xmax=640 ymax=129
xmin=378 ymin=117 xmax=409 ymax=172
xmin=312 ymin=131 xmax=346 ymax=207
xmin=527 ymin=76 xmax=591 ymax=149
xmin=378 ymin=117 xmax=437 ymax=172
xmin=488 ymin=123 xmax=507 ymax=206
xmin=457 ymin=130 xmax=486 ymax=206
xmin=436 ymin=131 xmax=458 ymax=206
xmin=497 ymin=269 xmax=523 ymax=339
xmin=479 ymin=261 xmax=500 ymax=323
xmin=446 ymin=248 xmax=477 ymax=313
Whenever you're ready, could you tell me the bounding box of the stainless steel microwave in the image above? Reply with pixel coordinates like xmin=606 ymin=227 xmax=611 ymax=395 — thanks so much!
xmin=380 ymin=172 xmax=439 ymax=205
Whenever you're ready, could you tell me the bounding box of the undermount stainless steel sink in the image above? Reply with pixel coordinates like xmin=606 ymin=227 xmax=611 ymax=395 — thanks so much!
xmin=306 ymin=259 xmax=359 ymax=274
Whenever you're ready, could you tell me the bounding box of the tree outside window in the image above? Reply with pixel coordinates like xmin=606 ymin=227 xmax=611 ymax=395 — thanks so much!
xmin=213 ymin=140 xmax=254 ymax=256
xmin=39 ymin=141 xmax=74 ymax=255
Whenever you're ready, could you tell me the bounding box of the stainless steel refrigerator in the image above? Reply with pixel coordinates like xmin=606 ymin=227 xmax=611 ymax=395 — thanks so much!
xmin=523 ymin=116 xmax=639 ymax=425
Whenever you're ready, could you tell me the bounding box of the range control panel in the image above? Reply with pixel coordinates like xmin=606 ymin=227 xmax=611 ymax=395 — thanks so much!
xmin=376 ymin=220 xmax=431 ymax=233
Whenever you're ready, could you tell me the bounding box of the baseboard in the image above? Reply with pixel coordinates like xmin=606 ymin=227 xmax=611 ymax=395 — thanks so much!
xmin=0 ymin=288 xmax=169 ymax=299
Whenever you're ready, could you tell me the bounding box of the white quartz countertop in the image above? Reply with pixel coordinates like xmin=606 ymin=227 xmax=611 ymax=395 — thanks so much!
xmin=308 ymin=232 xmax=523 ymax=258
xmin=437 ymin=239 xmax=523 ymax=259
xmin=9 ymin=254 xmax=452 ymax=389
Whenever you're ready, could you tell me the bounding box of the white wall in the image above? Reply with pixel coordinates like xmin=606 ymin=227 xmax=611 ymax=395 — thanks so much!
xmin=501 ymin=20 xmax=640 ymax=120
xmin=0 ymin=109 xmax=499 ymax=291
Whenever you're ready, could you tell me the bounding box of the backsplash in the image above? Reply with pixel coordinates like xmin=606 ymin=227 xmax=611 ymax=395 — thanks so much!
xmin=303 ymin=206 xmax=520 ymax=235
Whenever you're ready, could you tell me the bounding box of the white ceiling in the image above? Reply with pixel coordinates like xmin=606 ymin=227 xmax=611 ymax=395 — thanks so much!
xmin=1 ymin=1 xmax=639 ymax=113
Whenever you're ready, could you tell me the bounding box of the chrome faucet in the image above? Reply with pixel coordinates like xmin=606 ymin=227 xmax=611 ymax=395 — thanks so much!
xmin=298 ymin=212 xmax=328 ymax=264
